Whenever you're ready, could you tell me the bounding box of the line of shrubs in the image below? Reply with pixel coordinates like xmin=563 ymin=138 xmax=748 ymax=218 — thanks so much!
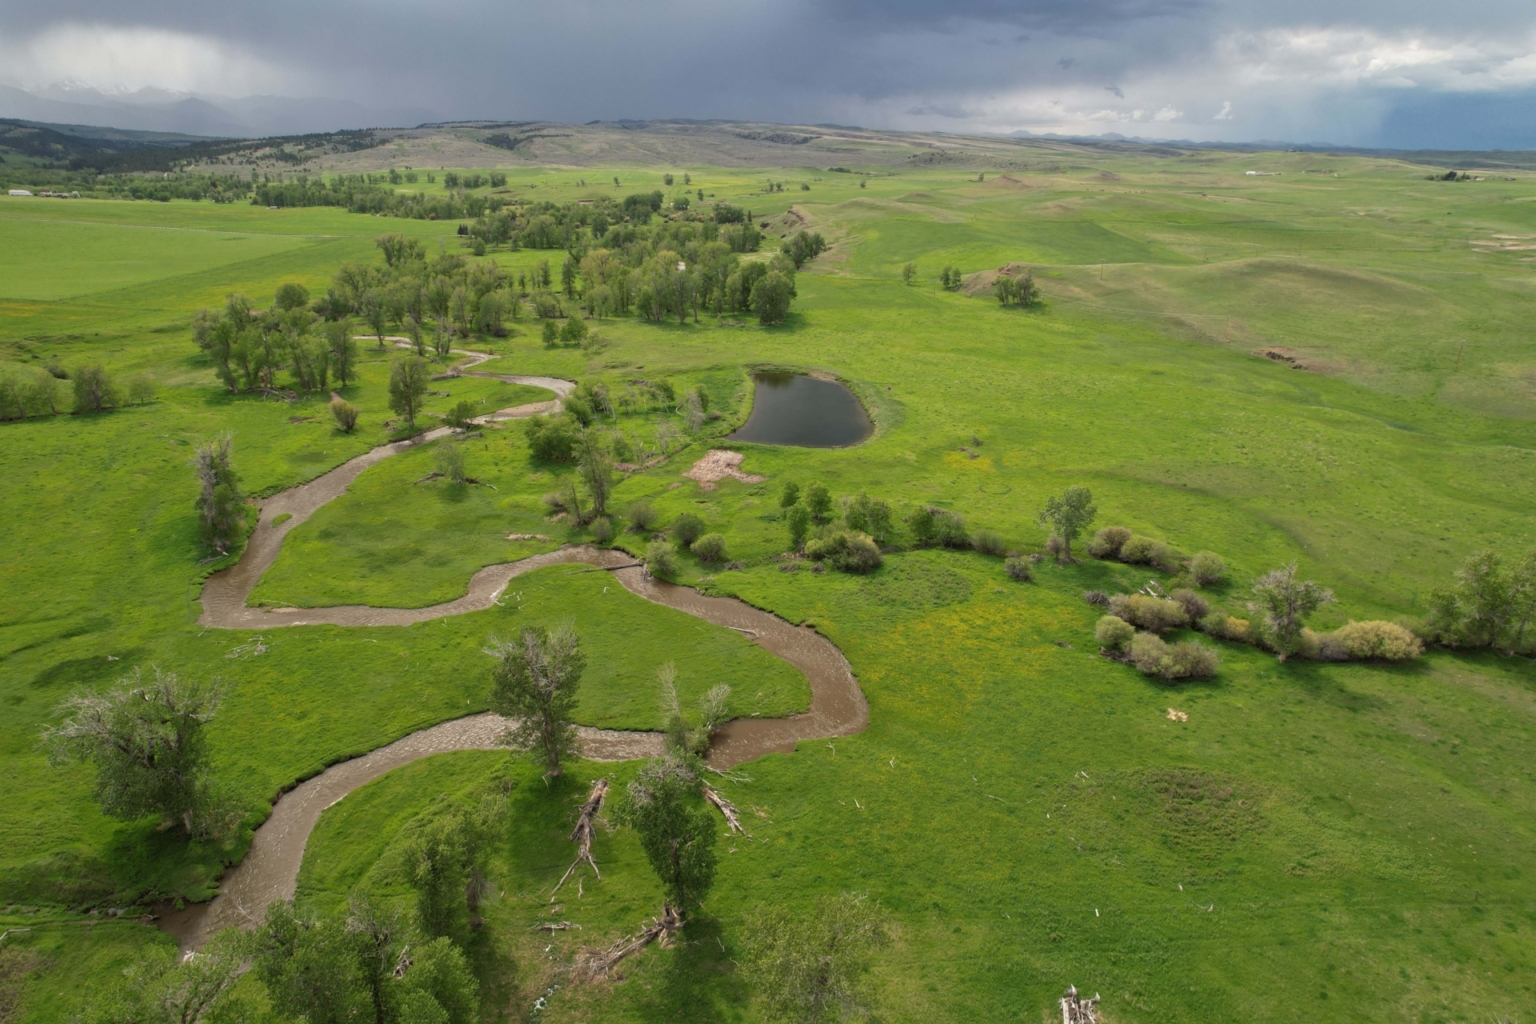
xmin=1085 ymin=525 xmax=1226 ymax=587
xmin=0 ymin=363 xmax=156 ymax=421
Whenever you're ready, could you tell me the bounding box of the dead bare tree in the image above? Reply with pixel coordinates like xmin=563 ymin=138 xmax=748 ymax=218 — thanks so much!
xmin=1060 ymin=986 xmax=1100 ymax=1024
xmin=552 ymin=778 xmax=607 ymax=896
xmin=702 ymin=785 xmax=745 ymax=835
xmin=572 ymin=904 xmax=684 ymax=983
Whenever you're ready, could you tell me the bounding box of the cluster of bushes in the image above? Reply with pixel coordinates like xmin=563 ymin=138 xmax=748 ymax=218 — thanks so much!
xmin=193 ymin=291 xmax=361 ymax=395
xmin=995 ymin=270 xmax=1039 ymax=306
xmin=1422 ymin=548 xmax=1536 ymax=654
xmin=0 ymin=363 xmax=155 ymax=421
xmin=642 ymin=509 xmax=731 ymax=577
xmin=1092 ymin=561 xmax=1424 ymax=678
xmin=1085 ymin=525 xmax=1227 ymax=586
xmin=779 ymin=230 xmax=828 ymax=269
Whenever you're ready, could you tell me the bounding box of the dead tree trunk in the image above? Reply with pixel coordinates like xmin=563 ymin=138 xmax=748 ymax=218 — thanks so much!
xmin=552 ymin=779 xmax=607 ymax=897
xmin=573 ymin=904 xmax=683 ymax=983
xmin=702 ymin=784 xmax=746 ymax=835
xmin=1060 ymin=985 xmax=1100 ymax=1024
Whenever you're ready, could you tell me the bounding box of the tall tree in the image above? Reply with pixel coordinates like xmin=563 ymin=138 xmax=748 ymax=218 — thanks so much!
xmin=79 ymin=927 xmax=251 ymax=1024
xmin=44 ymin=668 xmax=221 ymax=832
xmin=403 ymin=797 xmax=503 ymax=939
xmin=577 ymin=430 xmax=614 ymax=518
xmin=486 ymin=624 xmax=586 ymax=777
xmin=388 ymin=354 xmax=430 ymax=430
xmin=621 ymin=758 xmax=717 ymax=921
xmin=325 ymin=321 xmax=358 ymax=387
xmin=192 ymin=432 xmax=245 ymax=554
xmin=740 ymin=893 xmax=889 ymax=1024
xmin=1249 ymin=563 xmax=1335 ymax=661
xmin=1037 ymin=485 xmax=1097 ymax=561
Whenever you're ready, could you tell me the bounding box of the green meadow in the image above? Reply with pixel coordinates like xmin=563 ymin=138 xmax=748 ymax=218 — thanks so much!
xmin=2 ymin=146 xmax=1535 ymax=1022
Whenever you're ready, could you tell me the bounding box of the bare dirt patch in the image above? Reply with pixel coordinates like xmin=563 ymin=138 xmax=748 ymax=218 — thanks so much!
xmin=684 ymin=449 xmax=765 ymax=490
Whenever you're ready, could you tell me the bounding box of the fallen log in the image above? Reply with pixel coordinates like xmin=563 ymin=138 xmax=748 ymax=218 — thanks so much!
xmin=572 ymin=904 xmax=683 ymax=983
xmin=552 ymin=779 xmax=607 ymax=897
xmin=1060 ymin=985 xmax=1100 ymax=1024
xmin=703 ymin=784 xmax=746 ymax=835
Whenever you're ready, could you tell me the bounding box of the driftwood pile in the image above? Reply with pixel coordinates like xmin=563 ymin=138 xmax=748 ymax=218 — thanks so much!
xmin=552 ymin=779 xmax=607 ymax=897
xmin=703 ymin=784 xmax=746 ymax=834
xmin=1060 ymin=986 xmax=1100 ymax=1024
xmin=573 ymin=904 xmax=684 ymax=983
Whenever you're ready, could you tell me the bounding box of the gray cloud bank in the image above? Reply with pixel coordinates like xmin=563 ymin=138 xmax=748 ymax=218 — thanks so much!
xmin=2 ymin=1 xmax=1535 ymax=147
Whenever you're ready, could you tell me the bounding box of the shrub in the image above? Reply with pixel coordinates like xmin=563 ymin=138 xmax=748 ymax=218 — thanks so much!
xmin=805 ymin=530 xmax=883 ymax=573
xmin=627 ymin=500 xmax=659 ymax=533
xmin=542 ymin=491 xmax=567 ymax=514
xmin=1087 ymin=526 xmax=1132 ymax=559
xmin=692 ymin=532 xmax=727 ymax=562
xmin=524 ymin=413 xmax=580 ymax=461
xmin=434 ymin=443 xmax=468 ymax=484
xmin=1170 ymin=589 xmax=1210 ymax=623
xmin=1120 ymin=535 xmax=1180 ymax=570
xmin=125 ymin=374 xmax=157 ymax=406
xmin=444 ymin=400 xmax=479 ymax=429
xmin=1096 ymin=615 xmax=1135 ymax=650
xmin=542 ymin=320 xmax=559 ymax=346
xmin=72 ymin=364 xmax=117 ymax=413
xmin=971 ymin=530 xmax=1006 ymax=556
xmin=1129 ymin=633 xmax=1220 ymax=680
xmin=1109 ymin=593 xmax=1189 ymax=633
xmin=589 ymin=516 xmax=614 ymax=544
xmin=1044 ymin=535 xmax=1065 ymax=559
xmin=1190 ymin=551 xmax=1226 ymax=587
xmin=780 ymin=481 xmax=800 ymax=508
xmin=1083 ymin=590 xmax=1108 ymax=606
xmin=672 ymin=512 xmax=706 ymax=548
xmin=1200 ymin=611 xmax=1253 ymax=644
xmin=905 ymin=506 xmax=936 ymax=546
xmin=1333 ymin=620 xmax=1424 ymax=661
xmin=1298 ymin=628 xmax=1350 ymax=662
xmin=645 ymin=539 xmax=679 ymax=578
xmin=934 ymin=511 xmax=969 ymax=549
xmin=1005 ymin=556 xmax=1034 ymax=582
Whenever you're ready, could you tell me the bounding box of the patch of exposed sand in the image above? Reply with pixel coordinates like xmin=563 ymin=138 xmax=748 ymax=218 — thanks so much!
xmin=684 ymin=449 xmax=766 ymax=490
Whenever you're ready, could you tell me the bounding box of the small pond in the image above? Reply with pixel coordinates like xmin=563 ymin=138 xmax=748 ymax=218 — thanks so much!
xmin=727 ymin=372 xmax=872 ymax=448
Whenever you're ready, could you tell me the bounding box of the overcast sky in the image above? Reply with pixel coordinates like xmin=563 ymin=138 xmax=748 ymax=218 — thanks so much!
xmin=3 ymin=1 xmax=1536 ymax=148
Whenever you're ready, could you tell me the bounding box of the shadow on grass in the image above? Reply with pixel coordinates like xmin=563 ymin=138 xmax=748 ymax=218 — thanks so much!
xmin=629 ymin=914 xmax=749 ymax=1024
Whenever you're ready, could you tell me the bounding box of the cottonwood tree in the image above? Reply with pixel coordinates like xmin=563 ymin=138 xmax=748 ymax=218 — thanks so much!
xmin=388 ymin=354 xmax=430 ymax=430
xmin=739 ymin=893 xmax=889 ymax=1024
xmin=486 ymin=624 xmax=586 ymax=777
xmin=1249 ymin=563 xmax=1335 ymax=660
xmin=1037 ymin=486 xmax=1097 ymax=561
xmin=620 ymin=757 xmax=718 ymax=922
xmin=79 ymin=926 xmax=251 ymax=1024
xmin=1426 ymin=548 xmax=1536 ymax=652
xmin=192 ymin=433 xmax=245 ymax=554
xmin=578 ymin=430 xmax=614 ymax=517
xmin=72 ymin=364 xmax=117 ymax=413
xmin=404 ymin=796 xmax=505 ymax=939
xmin=361 ymin=289 xmax=390 ymax=348
xmin=44 ymin=668 xmax=221 ymax=833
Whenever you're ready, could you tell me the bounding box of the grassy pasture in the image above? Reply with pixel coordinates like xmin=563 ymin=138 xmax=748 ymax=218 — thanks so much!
xmin=2 ymin=145 xmax=1536 ymax=1022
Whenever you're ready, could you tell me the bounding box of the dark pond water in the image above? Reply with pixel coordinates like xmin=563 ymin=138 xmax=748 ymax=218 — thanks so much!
xmin=727 ymin=373 xmax=872 ymax=448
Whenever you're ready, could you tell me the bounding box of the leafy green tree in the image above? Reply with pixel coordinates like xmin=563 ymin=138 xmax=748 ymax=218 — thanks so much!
xmin=79 ymin=926 xmax=251 ymax=1024
xmin=346 ymin=892 xmax=407 ymax=1024
xmin=44 ymin=668 xmax=220 ymax=833
xmin=751 ymin=271 xmax=795 ymax=325
xmin=1426 ymin=548 xmax=1536 ymax=651
xmin=672 ymin=512 xmax=706 ymax=548
xmin=487 ymin=624 xmax=586 ymax=777
xmin=1249 ymin=563 xmax=1335 ymax=661
xmin=325 ymin=321 xmax=358 ymax=387
xmin=804 ymin=483 xmax=833 ymax=524
xmin=562 ymin=254 xmax=578 ymax=297
xmin=740 ymin=893 xmax=889 ymax=1024
xmin=996 ymin=271 xmax=1039 ymax=306
xmin=542 ymin=319 xmax=559 ymax=347
xmin=560 ymin=315 xmax=589 ymax=347
xmin=361 ymin=288 xmax=390 ymax=348
xmin=578 ymin=430 xmax=614 ymax=517
xmin=254 ymin=902 xmax=365 ymax=1024
xmin=780 ymin=481 xmax=801 ymax=508
xmin=192 ymin=432 xmax=246 ymax=554
xmin=1037 ymin=485 xmax=1097 ymax=561
xmin=403 ymin=797 xmax=503 ymax=938
xmin=72 ymin=364 xmax=117 ymax=413
xmin=843 ymin=493 xmax=893 ymax=544
xmin=901 ymin=262 xmax=916 ymax=285
xmin=397 ymin=938 xmax=479 ymax=1024
xmin=787 ymin=504 xmax=811 ymax=552
xmin=388 ymin=354 xmax=430 ymax=430
xmin=620 ymin=758 xmax=718 ymax=918
xmin=274 ymin=282 xmax=311 ymax=310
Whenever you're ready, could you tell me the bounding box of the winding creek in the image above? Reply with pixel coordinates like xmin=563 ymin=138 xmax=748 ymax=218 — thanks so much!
xmin=173 ymin=350 xmax=868 ymax=949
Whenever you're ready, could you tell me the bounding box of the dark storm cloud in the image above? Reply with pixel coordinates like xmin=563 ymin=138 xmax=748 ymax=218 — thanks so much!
xmin=2 ymin=0 xmax=1536 ymax=146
